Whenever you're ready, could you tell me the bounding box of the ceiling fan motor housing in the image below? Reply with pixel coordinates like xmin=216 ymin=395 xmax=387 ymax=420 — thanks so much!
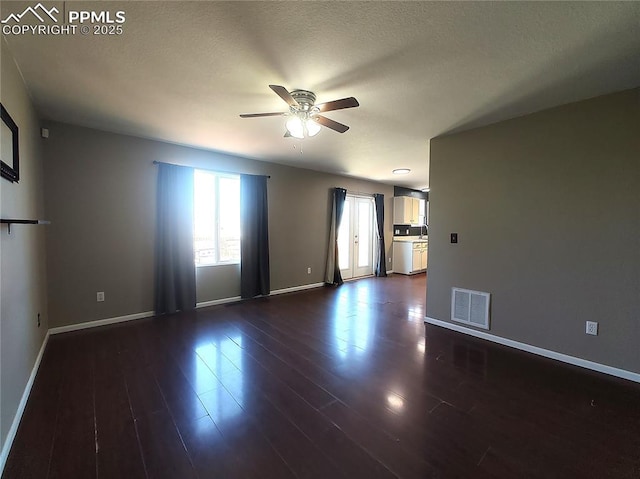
xmin=290 ymin=90 xmax=317 ymax=111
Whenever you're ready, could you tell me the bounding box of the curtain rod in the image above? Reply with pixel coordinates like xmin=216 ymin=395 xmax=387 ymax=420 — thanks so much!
xmin=345 ymin=189 xmax=376 ymax=198
xmin=152 ymin=160 xmax=270 ymax=178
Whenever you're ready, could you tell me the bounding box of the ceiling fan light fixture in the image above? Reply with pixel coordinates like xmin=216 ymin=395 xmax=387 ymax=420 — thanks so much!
xmin=286 ymin=113 xmax=321 ymax=139
xmin=393 ymin=168 xmax=411 ymax=175
xmin=306 ymin=118 xmax=321 ymax=137
xmin=285 ymin=116 xmax=304 ymax=139
xmin=241 ymin=85 xmax=359 ymax=138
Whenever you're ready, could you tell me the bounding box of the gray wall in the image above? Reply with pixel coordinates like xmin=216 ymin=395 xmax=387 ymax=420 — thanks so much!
xmin=0 ymin=39 xmax=48 ymax=457
xmin=43 ymin=122 xmax=395 ymax=328
xmin=427 ymin=88 xmax=640 ymax=373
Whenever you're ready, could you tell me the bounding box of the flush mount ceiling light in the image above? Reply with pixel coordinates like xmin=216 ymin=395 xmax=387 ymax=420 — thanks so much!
xmin=386 ymin=393 xmax=405 ymax=410
xmin=240 ymin=85 xmax=359 ymax=139
xmin=393 ymin=168 xmax=411 ymax=175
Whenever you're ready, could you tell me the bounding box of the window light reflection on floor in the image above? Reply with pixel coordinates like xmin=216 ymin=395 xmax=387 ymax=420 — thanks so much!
xmin=332 ymin=288 xmax=372 ymax=359
xmin=407 ymin=304 xmax=424 ymax=321
xmin=194 ymin=336 xmax=244 ymax=424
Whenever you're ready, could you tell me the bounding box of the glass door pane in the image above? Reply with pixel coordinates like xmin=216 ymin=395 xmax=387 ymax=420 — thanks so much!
xmin=357 ymin=201 xmax=371 ymax=268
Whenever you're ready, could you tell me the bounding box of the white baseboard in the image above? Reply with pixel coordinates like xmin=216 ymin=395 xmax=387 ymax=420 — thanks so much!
xmin=197 ymin=282 xmax=325 ymax=307
xmin=424 ymin=316 xmax=640 ymax=383
xmin=270 ymin=282 xmax=325 ymax=296
xmin=0 ymin=331 xmax=50 ymax=476
xmin=49 ymin=310 xmax=154 ymax=335
xmin=49 ymin=281 xmax=327 ymax=334
xmin=196 ymin=296 xmax=241 ymax=308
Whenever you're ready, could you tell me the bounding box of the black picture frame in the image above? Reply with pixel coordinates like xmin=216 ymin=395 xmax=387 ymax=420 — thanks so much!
xmin=1 ymin=103 xmax=19 ymax=183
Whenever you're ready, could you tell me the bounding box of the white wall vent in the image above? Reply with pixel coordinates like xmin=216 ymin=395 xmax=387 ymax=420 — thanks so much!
xmin=451 ymin=288 xmax=490 ymax=330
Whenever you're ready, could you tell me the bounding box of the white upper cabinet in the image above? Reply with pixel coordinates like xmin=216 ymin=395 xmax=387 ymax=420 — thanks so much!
xmin=393 ymin=196 xmax=422 ymax=224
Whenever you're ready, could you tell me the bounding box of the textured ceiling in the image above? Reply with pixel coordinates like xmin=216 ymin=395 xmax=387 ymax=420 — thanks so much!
xmin=2 ymin=1 xmax=639 ymax=189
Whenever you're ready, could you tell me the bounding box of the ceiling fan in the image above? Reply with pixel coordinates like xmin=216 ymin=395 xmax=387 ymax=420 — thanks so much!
xmin=240 ymin=85 xmax=359 ymax=139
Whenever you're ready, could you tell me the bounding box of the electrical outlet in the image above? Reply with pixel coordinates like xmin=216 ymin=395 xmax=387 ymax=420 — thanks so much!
xmin=97 ymin=291 xmax=105 ymax=302
xmin=451 ymin=233 xmax=458 ymax=244
xmin=586 ymin=321 xmax=598 ymax=336
xmin=37 ymin=313 xmax=41 ymax=328
xmin=388 ymin=257 xmax=392 ymax=263
xmin=307 ymin=267 xmax=311 ymax=274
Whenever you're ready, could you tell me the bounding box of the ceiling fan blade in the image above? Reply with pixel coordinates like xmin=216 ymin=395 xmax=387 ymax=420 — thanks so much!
xmin=316 ymin=97 xmax=359 ymax=112
xmin=239 ymin=112 xmax=285 ymax=118
xmin=315 ymin=115 xmax=350 ymax=133
xmin=269 ymin=85 xmax=299 ymax=107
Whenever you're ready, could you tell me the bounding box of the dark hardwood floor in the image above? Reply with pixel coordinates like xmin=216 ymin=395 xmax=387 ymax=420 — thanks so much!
xmin=3 ymin=274 xmax=640 ymax=478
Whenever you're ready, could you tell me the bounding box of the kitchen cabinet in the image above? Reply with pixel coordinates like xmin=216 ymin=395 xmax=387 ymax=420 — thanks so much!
xmin=393 ymin=240 xmax=427 ymax=275
xmin=412 ymin=246 xmax=426 ymax=271
xmin=393 ymin=196 xmax=421 ymax=224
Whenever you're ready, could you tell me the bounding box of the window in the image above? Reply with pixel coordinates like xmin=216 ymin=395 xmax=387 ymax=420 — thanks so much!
xmin=418 ymin=198 xmax=428 ymax=226
xmin=193 ymin=170 xmax=240 ymax=266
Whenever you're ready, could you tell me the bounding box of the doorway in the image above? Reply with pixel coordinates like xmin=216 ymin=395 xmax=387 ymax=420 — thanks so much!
xmin=337 ymin=195 xmax=376 ymax=280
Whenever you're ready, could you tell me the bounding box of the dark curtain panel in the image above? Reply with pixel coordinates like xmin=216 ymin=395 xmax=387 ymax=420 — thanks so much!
xmin=374 ymin=194 xmax=387 ymax=277
xmin=240 ymin=174 xmax=270 ymax=298
xmin=333 ymin=188 xmax=347 ymax=284
xmin=154 ymin=163 xmax=196 ymax=315
xmin=325 ymin=187 xmax=347 ymax=286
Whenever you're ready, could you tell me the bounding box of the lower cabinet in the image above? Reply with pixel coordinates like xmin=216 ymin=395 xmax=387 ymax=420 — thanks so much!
xmin=412 ymin=247 xmax=427 ymax=271
xmin=393 ymin=241 xmax=428 ymax=275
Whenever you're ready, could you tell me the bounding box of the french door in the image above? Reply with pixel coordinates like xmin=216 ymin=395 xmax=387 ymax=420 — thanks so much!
xmin=337 ymin=195 xmax=376 ymax=280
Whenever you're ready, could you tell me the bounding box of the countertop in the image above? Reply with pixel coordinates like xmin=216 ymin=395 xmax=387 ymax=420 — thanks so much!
xmin=393 ymin=236 xmax=428 ymax=243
